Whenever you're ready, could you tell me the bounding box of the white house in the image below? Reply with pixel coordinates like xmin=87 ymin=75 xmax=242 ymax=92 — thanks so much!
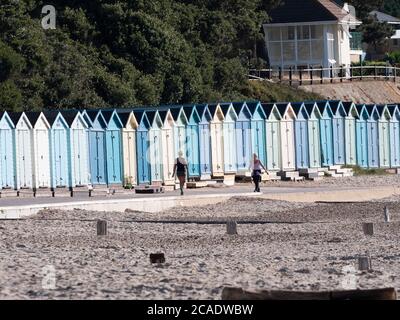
xmin=263 ymin=0 xmax=362 ymax=70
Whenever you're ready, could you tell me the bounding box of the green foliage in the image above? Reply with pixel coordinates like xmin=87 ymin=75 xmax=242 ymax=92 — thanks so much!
xmin=0 ymin=0 xmax=326 ymax=111
xmin=344 ymin=165 xmax=389 ymax=176
xmin=360 ymin=15 xmax=395 ymax=50
xmin=385 ymin=51 xmax=400 ymax=65
xmin=244 ymin=81 xmax=323 ymax=103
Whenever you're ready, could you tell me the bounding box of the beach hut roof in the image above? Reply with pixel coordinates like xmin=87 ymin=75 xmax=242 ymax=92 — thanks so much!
xmin=207 ymin=103 xmax=219 ymax=116
xmin=8 ymin=112 xmax=23 ymax=125
xmin=328 ymin=100 xmax=341 ymax=113
xmin=25 ymin=112 xmax=41 ymax=125
xmin=0 ymin=111 xmax=14 ymax=128
xmin=291 ymin=102 xmax=307 ymax=117
xmin=59 ymin=110 xmax=81 ymax=126
xmin=261 ymin=103 xmax=278 ymax=119
xmin=304 ymin=102 xmax=320 ymax=117
xmin=275 ymin=102 xmax=291 ymax=117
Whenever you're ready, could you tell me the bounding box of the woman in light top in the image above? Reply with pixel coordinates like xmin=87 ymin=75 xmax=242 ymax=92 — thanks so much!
xmin=249 ymin=153 xmax=267 ymax=192
xmin=172 ymin=151 xmax=188 ymax=195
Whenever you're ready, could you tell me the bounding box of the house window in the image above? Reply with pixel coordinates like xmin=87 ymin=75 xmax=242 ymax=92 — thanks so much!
xmin=394 ymin=39 xmax=399 ymax=46
xmin=282 ymin=26 xmax=295 ymax=40
xmin=297 ymin=26 xmax=310 ymax=40
xmin=268 ymin=28 xmax=281 ymax=41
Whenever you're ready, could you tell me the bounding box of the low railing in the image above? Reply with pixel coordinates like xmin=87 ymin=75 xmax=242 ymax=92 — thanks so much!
xmin=249 ymin=66 xmax=400 ymax=86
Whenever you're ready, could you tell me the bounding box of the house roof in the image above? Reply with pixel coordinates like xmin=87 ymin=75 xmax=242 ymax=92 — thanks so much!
xmin=370 ymin=10 xmax=400 ymax=24
xmin=267 ymin=0 xmax=359 ymax=24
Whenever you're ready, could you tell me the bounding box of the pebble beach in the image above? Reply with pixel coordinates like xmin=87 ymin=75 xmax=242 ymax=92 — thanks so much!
xmin=0 ymin=175 xmax=399 ymax=299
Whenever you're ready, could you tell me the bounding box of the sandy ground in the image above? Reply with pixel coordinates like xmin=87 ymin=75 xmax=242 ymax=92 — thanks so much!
xmin=0 ymin=175 xmax=400 ymax=299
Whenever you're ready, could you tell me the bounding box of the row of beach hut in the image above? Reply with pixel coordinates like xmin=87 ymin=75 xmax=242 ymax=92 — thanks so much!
xmin=0 ymin=101 xmax=399 ymax=193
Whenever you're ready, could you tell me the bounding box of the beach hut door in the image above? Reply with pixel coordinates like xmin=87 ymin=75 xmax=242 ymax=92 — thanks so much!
xmin=36 ymin=129 xmax=50 ymax=187
xmin=54 ymin=129 xmax=67 ymax=187
xmin=0 ymin=129 xmax=14 ymax=188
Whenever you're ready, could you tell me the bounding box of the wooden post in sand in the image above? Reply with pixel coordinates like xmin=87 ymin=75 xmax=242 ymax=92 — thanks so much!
xmin=227 ymin=221 xmax=238 ymax=235
xmin=150 ymin=253 xmax=165 ymax=264
xmin=97 ymin=220 xmax=107 ymax=236
xmin=384 ymin=207 xmax=390 ymax=223
xmin=362 ymin=223 xmax=374 ymax=236
xmin=358 ymin=256 xmax=372 ymax=271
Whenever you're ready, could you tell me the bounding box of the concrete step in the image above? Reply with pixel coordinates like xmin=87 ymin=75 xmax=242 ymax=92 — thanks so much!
xmin=308 ymin=177 xmax=324 ymax=182
xmin=329 ymin=165 xmax=342 ymax=171
xmin=52 ymin=188 xmax=72 ymax=197
xmin=135 ymin=185 xmax=164 ymax=194
xmin=301 ymin=172 xmax=320 ymax=179
xmin=278 ymin=171 xmax=300 ymax=179
xmin=223 ymin=174 xmax=236 ymax=186
xmin=186 ymin=181 xmax=208 ymax=189
xmin=0 ymin=189 xmax=18 ymax=198
xmin=33 ymin=188 xmax=53 ymax=197
xmin=282 ymin=176 xmax=305 ymax=182
xmin=298 ymin=168 xmax=319 ymax=174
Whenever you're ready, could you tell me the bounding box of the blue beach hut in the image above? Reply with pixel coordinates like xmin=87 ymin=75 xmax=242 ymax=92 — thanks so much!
xmin=169 ymin=106 xmax=188 ymax=160
xmin=9 ymin=112 xmax=33 ymax=190
xmin=101 ymin=110 xmax=124 ymax=186
xmin=316 ymin=101 xmax=334 ymax=167
xmin=83 ymin=110 xmax=107 ymax=185
xmin=342 ymin=102 xmax=358 ymax=166
xmin=44 ymin=111 xmax=70 ymax=192
xmin=60 ymin=110 xmax=90 ymax=189
xmin=261 ymin=103 xmax=282 ymax=171
xmin=365 ymin=104 xmax=380 ymax=168
xmin=292 ymin=102 xmax=310 ymax=169
xmin=247 ymin=101 xmax=267 ymax=166
xmin=197 ymin=104 xmax=213 ymax=179
xmin=220 ymin=103 xmax=238 ymax=174
xmin=0 ymin=111 xmax=16 ymax=190
xmin=134 ymin=110 xmax=151 ymax=185
xmin=145 ymin=110 xmax=163 ymax=184
xmin=388 ymin=105 xmax=400 ymax=168
xmin=355 ymin=104 xmax=369 ymax=168
xmin=183 ymin=105 xmax=201 ymax=178
xmin=304 ymin=102 xmax=322 ymax=168
xmin=232 ymin=102 xmax=252 ymax=174
xmin=329 ymin=100 xmax=346 ymax=165
xmin=376 ymin=105 xmax=391 ymax=168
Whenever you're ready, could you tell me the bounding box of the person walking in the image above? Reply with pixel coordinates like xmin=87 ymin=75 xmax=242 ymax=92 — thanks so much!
xmin=172 ymin=151 xmax=188 ymax=195
xmin=249 ymin=153 xmax=267 ymax=192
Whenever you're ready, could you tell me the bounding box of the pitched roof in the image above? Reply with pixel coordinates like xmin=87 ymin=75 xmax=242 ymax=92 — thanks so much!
xmin=268 ymin=0 xmax=359 ymax=24
xmin=370 ymin=10 xmax=400 ymax=24
xmin=8 ymin=112 xmax=24 ymax=125
xmin=116 ymin=111 xmax=131 ymax=127
xmin=43 ymin=111 xmax=60 ymax=126
xmin=60 ymin=110 xmax=80 ymax=126
xmin=261 ymin=103 xmax=277 ymax=118
xmin=25 ymin=112 xmax=41 ymax=126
